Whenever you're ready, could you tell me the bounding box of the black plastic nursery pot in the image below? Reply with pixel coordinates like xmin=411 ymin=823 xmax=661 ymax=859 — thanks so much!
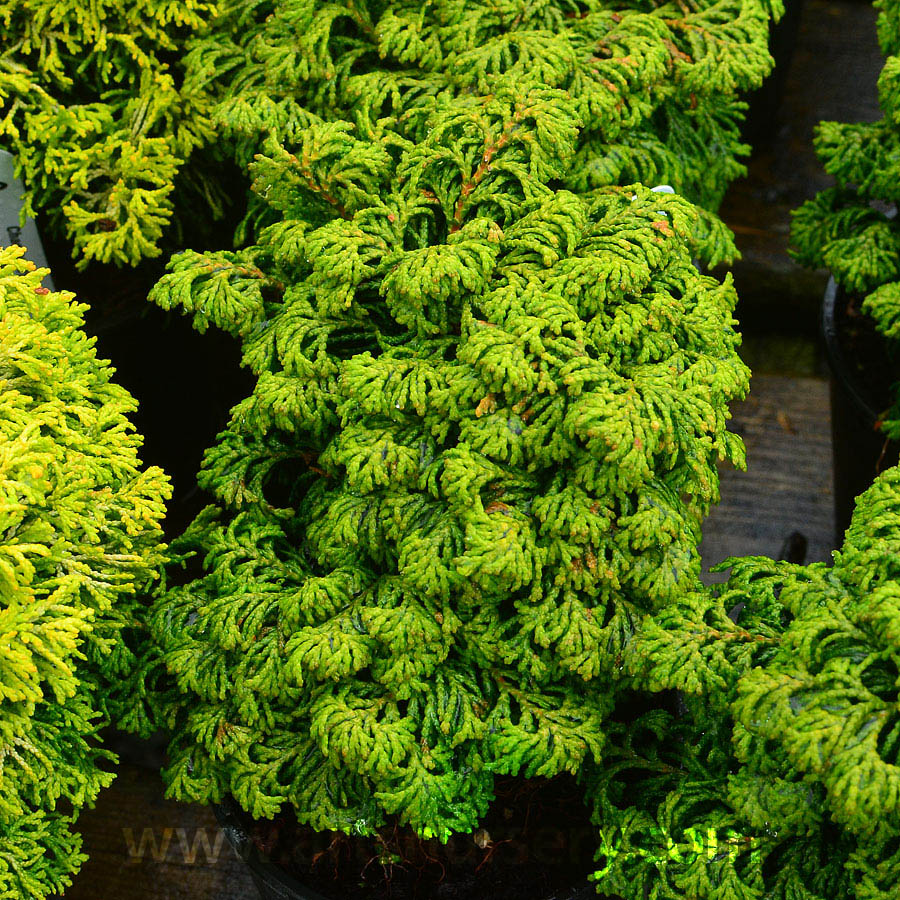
xmin=822 ymin=277 xmax=900 ymax=538
xmin=213 ymin=792 xmax=600 ymax=900
xmin=214 ymin=801 xmax=328 ymax=900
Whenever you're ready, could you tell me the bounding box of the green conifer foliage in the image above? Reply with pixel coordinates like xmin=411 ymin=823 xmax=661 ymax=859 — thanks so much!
xmin=0 ymin=0 xmax=222 ymax=267
xmin=596 ymin=465 xmax=900 ymax=900
xmin=143 ymin=81 xmax=749 ymax=843
xmin=183 ymin=0 xmax=781 ymax=265
xmin=791 ymin=0 xmax=900 ymax=437
xmin=0 ymin=244 xmax=170 ymax=896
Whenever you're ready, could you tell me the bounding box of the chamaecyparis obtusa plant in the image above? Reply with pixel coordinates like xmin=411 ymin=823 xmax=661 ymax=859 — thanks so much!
xmin=0 ymin=245 xmax=170 ymax=897
xmin=0 ymin=0 xmax=781 ymax=269
xmin=0 ymin=0 xmax=225 ymax=267
xmin=792 ymin=0 xmax=900 ymax=436
xmin=140 ymin=79 xmax=750 ymax=844
xmin=183 ymin=0 xmax=782 ymax=267
xmin=596 ymin=464 xmax=900 ymax=900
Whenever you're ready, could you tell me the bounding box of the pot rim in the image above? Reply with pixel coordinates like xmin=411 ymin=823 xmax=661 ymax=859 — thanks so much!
xmin=821 ymin=275 xmax=883 ymax=427
xmin=214 ymin=797 xmax=331 ymax=900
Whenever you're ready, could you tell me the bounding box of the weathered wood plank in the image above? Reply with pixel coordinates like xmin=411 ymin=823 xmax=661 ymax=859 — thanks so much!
xmin=65 ymin=764 xmax=257 ymax=900
xmin=701 ymin=374 xmax=836 ymax=579
xmin=718 ymin=0 xmax=883 ymax=330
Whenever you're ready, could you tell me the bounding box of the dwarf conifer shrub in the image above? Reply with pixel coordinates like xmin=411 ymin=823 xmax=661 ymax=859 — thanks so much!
xmin=791 ymin=0 xmax=900 ymax=437
xmin=184 ymin=0 xmax=781 ymax=265
xmin=597 ymin=465 xmax=900 ymax=900
xmin=0 ymin=0 xmax=223 ymax=267
xmin=143 ymin=80 xmax=750 ymax=846
xmin=0 ymin=245 xmax=169 ymax=897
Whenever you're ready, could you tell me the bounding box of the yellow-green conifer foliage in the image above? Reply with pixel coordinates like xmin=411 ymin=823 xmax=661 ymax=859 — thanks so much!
xmin=142 ymin=81 xmax=749 ymax=845
xmin=0 ymin=0 xmax=221 ymax=266
xmin=186 ymin=0 xmax=782 ymax=265
xmin=0 ymin=245 xmax=170 ymax=897
xmin=1 ymin=0 xmax=781 ymax=269
xmin=602 ymin=465 xmax=900 ymax=900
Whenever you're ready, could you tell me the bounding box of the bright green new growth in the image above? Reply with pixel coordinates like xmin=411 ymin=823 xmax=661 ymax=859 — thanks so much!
xmin=0 ymin=245 xmax=170 ymax=897
xmin=143 ymin=80 xmax=749 ymax=842
xmin=594 ymin=465 xmax=900 ymax=900
xmin=0 ymin=0 xmax=223 ymax=267
xmin=185 ymin=0 xmax=781 ymax=266
xmin=791 ymin=0 xmax=900 ymax=437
